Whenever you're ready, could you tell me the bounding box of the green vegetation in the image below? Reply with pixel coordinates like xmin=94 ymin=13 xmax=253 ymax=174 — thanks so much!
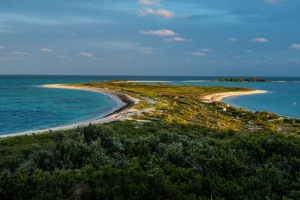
xmin=1 ymin=81 xmax=300 ymax=199
xmin=213 ymin=77 xmax=270 ymax=82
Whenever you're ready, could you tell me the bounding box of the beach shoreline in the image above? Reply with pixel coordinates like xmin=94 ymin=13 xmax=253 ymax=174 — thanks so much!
xmin=202 ymin=90 xmax=267 ymax=103
xmin=0 ymin=86 xmax=267 ymax=138
xmin=0 ymin=84 xmax=139 ymax=138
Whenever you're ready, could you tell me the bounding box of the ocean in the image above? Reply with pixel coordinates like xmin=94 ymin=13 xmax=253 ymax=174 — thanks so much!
xmin=1 ymin=75 xmax=299 ymax=136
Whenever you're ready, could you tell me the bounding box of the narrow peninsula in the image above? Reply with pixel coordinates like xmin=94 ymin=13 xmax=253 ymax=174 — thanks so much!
xmin=1 ymin=81 xmax=300 ymax=199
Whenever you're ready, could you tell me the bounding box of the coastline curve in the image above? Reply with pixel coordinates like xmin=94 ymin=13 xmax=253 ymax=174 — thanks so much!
xmin=202 ymin=90 xmax=267 ymax=103
xmin=0 ymin=84 xmax=139 ymax=138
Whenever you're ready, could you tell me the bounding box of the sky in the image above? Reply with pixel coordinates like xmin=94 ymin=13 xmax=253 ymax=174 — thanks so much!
xmin=0 ymin=0 xmax=300 ymax=76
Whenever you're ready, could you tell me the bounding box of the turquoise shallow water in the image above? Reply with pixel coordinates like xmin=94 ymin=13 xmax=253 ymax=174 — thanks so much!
xmin=0 ymin=76 xmax=121 ymax=135
xmin=1 ymin=75 xmax=300 ymax=135
xmin=170 ymin=81 xmax=300 ymax=119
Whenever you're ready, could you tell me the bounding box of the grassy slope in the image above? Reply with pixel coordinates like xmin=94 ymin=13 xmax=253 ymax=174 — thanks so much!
xmin=77 ymin=81 xmax=300 ymax=133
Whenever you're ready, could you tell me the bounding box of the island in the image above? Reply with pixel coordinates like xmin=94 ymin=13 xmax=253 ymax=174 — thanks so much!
xmin=1 ymin=81 xmax=300 ymax=199
xmin=212 ymin=77 xmax=270 ymax=82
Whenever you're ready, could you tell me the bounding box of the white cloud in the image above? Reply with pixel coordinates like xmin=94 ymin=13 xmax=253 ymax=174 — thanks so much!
xmin=164 ymin=37 xmax=186 ymax=42
xmin=143 ymin=8 xmax=175 ymax=18
xmin=57 ymin=55 xmax=71 ymax=59
xmin=0 ymin=46 xmax=7 ymax=49
xmin=142 ymin=51 xmax=162 ymax=54
xmin=249 ymin=38 xmax=268 ymax=43
xmin=289 ymin=44 xmax=300 ymax=50
xmin=201 ymin=49 xmax=213 ymax=52
xmin=184 ymin=51 xmax=206 ymax=57
xmin=229 ymin=38 xmax=238 ymax=42
xmin=139 ymin=29 xmax=177 ymax=36
xmin=0 ymin=57 xmax=20 ymax=61
xmin=246 ymin=50 xmax=254 ymax=53
xmin=138 ymin=0 xmax=160 ymax=6
xmin=6 ymin=51 xmax=32 ymax=55
xmin=77 ymin=52 xmax=94 ymax=57
xmin=41 ymin=48 xmax=55 ymax=52
xmin=143 ymin=51 xmax=153 ymax=54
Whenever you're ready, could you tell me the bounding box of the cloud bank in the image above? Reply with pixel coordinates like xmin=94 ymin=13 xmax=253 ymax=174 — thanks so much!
xmin=142 ymin=51 xmax=162 ymax=54
xmin=164 ymin=37 xmax=186 ymax=42
xmin=7 ymin=52 xmax=32 ymax=55
xmin=139 ymin=8 xmax=175 ymax=18
xmin=289 ymin=44 xmax=300 ymax=49
xmin=77 ymin=52 xmax=94 ymax=57
xmin=249 ymin=38 xmax=268 ymax=43
xmin=138 ymin=0 xmax=160 ymax=6
xmin=184 ymin=51 xmax=206 ymax=57
xmin=41 ymin=48 xmax=55 ymax=52
xmin=139 ymin=29 xmax=177 ymax=36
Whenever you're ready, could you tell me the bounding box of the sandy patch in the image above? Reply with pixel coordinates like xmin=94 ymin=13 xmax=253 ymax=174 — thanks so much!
xmin=202 ymin=90 xmax=267 ymax=103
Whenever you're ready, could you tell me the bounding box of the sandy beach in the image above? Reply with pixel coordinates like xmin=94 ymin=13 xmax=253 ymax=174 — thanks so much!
xmin=202 ymin=90 xmax=267 ymax=103
xmin=0 ymin=84 xmax=140 ymax=138
xmin=1 ymin=85 xmax=267 ymax=138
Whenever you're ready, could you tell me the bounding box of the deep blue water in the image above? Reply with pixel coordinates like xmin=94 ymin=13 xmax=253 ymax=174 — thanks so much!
xmin=0 ymin=75 xmax=300 ymax=135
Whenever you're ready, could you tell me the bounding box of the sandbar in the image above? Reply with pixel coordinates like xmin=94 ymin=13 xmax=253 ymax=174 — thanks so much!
xmin=202 ymin=90 xmax=267 ymax=103
xmin=0 ymin=84 xmax=139 ymax=138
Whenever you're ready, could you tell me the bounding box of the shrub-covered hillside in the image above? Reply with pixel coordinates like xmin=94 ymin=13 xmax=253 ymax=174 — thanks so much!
xmin=1 ymin=82 xmax=300 ymax=199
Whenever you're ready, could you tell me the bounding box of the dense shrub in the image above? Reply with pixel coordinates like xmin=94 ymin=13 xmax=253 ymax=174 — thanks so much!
xmin=1 ymin=124 xmax=300 ymax=199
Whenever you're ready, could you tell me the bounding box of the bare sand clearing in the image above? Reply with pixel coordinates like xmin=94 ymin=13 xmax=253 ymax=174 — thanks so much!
xmin=202 ymin=90 xmax=267 ymax=103
xmin=0 ymin=84 xmax=140 ymax=138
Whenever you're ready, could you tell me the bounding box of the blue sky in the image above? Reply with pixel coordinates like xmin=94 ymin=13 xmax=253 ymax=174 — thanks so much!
xmin=0 ymin=0 xmax=300 ymax=76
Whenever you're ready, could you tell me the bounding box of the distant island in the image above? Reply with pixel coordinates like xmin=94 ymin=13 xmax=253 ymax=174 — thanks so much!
xmin=212 ymin=77 xmax=270 ymax=82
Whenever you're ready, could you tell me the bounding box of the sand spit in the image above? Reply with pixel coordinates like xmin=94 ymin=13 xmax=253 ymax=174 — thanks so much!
xmin=0 ymin=84 xmax=140 ymax=138
xmin=202 ymin=90 xmax=267 ymax=103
